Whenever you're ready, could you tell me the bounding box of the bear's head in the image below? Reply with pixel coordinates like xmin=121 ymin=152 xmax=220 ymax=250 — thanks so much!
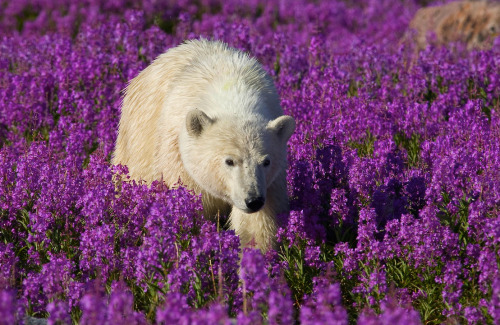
xmin=179 ymin=110 xmax=295 ymax=214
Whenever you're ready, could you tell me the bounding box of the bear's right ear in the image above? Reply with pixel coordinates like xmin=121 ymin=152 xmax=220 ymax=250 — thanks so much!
xmin=267 ymin=115 xmax=296 ymax=142
xmin=186 ymin=110 xmax=214 ymax=137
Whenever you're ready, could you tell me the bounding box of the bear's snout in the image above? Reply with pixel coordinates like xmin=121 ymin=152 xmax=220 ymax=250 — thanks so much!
xmin=245 ymin=196 xmax=265 ymax=212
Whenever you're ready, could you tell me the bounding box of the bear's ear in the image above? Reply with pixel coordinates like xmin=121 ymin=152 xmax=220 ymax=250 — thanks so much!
xmin=267 ymin=115 xmax=296 ymax=142
xmin=186 ymin=110 xmax=214 ymax=137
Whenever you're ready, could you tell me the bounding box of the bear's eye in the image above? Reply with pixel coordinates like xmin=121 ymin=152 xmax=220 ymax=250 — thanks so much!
xmin=225 ymin=159 xmax=234 ymax=166
xmin=263 ymin=159 xmax=270 ymax=167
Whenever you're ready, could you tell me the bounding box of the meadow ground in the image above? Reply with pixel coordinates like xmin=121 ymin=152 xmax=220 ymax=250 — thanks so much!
xmin=0 ymin=0 xmax=499 ymax=324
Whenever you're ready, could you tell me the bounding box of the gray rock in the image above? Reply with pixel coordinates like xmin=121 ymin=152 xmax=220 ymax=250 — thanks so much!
xmin=25 ymin=316 xmax=48 ymax=325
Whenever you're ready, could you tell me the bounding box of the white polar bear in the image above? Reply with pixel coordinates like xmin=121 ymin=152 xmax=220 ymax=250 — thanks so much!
xmin=112 ymin=39 xmax=295 ymax=251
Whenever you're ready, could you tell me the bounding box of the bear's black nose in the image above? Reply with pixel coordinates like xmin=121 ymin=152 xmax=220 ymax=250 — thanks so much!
xmin=245 ymin=197 xmax=265 ymax=212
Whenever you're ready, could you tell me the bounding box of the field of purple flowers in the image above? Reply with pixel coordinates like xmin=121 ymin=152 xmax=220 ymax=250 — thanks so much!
xmin=1 ymin=0 xmax=499 ymax=324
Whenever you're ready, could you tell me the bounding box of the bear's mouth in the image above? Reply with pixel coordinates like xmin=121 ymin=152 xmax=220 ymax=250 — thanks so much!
xmin=241 ymin=207 xmax=263 ymax=214
xmin=232 ymin=202 xmax=264 ymax=214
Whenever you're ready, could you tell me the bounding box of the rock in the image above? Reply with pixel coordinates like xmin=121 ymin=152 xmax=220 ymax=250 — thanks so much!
xmin=25 ymin=316 xmax=48 ymax=325
xmin=408 ymin=1 xmax=500 ymax=50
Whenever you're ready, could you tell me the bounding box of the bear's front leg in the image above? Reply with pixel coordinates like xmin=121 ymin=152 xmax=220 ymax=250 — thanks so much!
xmin=229 ymin=172 xmax=289 ymax=252
xmin=230 ymin=205 xmax=277 ymax=252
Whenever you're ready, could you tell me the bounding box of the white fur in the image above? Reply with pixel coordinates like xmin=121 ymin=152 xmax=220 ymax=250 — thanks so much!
xmin=112 ymin=39 xmax=295 ymax=251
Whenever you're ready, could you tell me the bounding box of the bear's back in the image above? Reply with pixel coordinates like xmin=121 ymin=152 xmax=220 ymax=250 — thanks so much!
xmin=160 ymin=39 xmax=283 ymax=121
xmin=113 ymin=39 xmax=283 ymax=183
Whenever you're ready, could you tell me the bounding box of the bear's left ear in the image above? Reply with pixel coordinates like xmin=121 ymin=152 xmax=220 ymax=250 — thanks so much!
xmin=267 ymin=115 xmax=296 ymax=142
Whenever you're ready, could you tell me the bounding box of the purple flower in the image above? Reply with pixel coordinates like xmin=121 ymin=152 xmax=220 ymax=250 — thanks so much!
xmin=79 ymin=291 xmax=108 ymax=325
xmin=0 ymin=289 xmax=19 ymax=325
xmin=106 ymin=282 xmax=146 ymax=325
xmin=155 ymin=292 xmax=189 ymax=324
xmin=358 ymin=296 xmax=422 ymax=325
xmin=487 ymin=277 xmax=500 ymax=321
xmin=267 ymin=288 xmax=294 ymax=325
xmin=23 ymin=253 xmax=80 ymax=313
xmin=0 ymin=243 xmax=17 ymax=287
xmin=300 ymin=277 xmax=348 ymax=325
xmin=240 ymin=249 xmax=271 ymax=310
xmin=47 ymin=300 xmax=71 ymax=325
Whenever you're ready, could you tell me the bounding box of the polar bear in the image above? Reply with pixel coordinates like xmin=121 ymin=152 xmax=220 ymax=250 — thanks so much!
xmin=112 ymin=39 xmax=295 ymax=251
